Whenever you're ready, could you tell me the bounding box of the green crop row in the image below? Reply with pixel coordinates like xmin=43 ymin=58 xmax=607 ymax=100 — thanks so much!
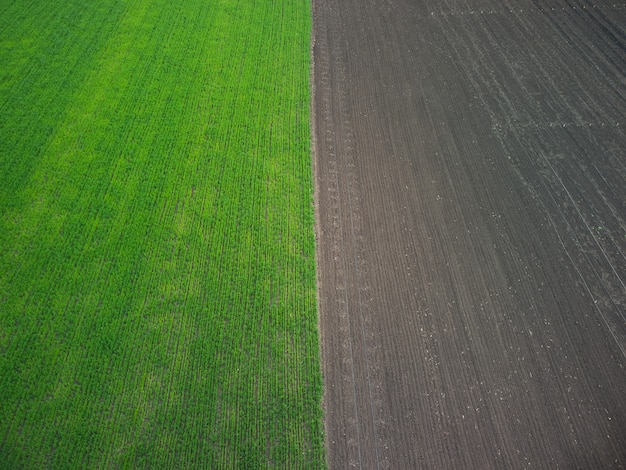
xmin=0 ymin=0 xmax=324 ymax=467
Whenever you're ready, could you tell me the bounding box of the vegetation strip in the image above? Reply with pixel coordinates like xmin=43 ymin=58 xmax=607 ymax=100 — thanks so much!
xmin=0 ymin=0 xmax=325 ymax=467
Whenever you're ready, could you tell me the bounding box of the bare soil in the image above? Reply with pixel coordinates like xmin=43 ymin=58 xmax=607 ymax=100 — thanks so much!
xmin=312 ymin=0 xmax=626 ymax=468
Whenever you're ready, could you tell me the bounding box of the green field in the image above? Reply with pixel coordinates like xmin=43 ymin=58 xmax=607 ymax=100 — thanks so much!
xmin=0 ymin=0 xmax=324 ymax=467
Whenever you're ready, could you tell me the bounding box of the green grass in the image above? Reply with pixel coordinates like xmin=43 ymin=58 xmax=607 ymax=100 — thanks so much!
xmin=0 ymin=0 xmax=324 ymax=467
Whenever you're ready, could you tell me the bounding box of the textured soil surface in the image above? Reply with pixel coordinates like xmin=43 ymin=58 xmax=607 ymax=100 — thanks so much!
xmin=312 ymin=0 xmax=626 ymax=468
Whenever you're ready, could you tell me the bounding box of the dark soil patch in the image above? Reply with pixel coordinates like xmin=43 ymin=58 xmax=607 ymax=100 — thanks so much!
xmin=312 ymin=0 xmax=626 ymax=468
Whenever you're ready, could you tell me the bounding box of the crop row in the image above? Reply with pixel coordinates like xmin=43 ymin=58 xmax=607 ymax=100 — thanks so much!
xmin=0 ymin=0 xmax=324 ymax=467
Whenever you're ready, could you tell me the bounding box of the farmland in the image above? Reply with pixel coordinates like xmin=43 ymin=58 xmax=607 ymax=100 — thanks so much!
xmin=0 ymin=0 xmax=324 ymax=468
xmin=313 ymin=0 xmax=626 ymax=468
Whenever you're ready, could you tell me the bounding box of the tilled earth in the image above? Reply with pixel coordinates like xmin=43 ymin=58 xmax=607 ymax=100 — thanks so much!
xmin=312 ymin=0 xmax=626 ymax=468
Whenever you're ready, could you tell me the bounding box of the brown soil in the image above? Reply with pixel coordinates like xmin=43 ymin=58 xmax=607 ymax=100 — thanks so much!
xmin=312 ymin=0 xmax=626 ymax=468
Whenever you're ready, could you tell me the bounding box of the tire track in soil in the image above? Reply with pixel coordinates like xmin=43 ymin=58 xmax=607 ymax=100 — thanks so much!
xmin=312 ymin=1 xmax=389 ymax=468
xmin=313 ymin=0 xmax=626 ymax=468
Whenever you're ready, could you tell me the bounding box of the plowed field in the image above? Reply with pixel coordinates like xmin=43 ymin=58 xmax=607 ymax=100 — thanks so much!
xmin=312 ymin=0 xmax=626 ymax=468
